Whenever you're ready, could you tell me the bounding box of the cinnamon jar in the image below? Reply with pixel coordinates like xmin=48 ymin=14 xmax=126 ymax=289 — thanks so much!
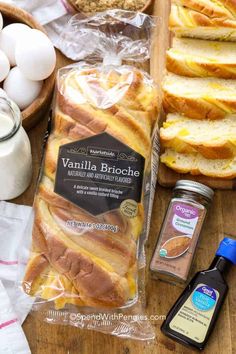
xmin=150 ymin=180 xmax=214 ymax=284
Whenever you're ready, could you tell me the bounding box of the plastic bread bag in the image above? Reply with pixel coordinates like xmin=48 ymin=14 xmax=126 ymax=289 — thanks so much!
xmin=19 ymin=10 xmax=160 ymax=340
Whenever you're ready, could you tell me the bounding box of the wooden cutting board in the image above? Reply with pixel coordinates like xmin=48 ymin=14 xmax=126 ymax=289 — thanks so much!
xmin=152 ymin=0 xmax=236 ymax=190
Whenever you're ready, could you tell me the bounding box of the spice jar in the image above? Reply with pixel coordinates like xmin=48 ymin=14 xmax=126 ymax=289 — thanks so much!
xmin=0 ymin=97 xmax=32 ymax=200
xmin=150 ymin=180 xmax=214 ymax=284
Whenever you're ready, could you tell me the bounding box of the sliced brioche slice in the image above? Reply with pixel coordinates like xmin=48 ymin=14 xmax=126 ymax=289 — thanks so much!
xmin=160 ymin=113 xmax=236 ymax=159
xmin=170 ymin=4 xmax=236 ymax=41
xmin=162 ymin=73 xmax=236 ymax=119
xmin=167 ymin=38 xmax=236 ymax=79
xmin=172 ymin=0 xmax=236 ymax=20
xmin=161 ymin=148 xmax=236 ymax=178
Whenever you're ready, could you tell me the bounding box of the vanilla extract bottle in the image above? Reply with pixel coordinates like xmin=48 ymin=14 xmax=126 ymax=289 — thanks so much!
xmin=161 ymin=238 xmax=236 ymax=351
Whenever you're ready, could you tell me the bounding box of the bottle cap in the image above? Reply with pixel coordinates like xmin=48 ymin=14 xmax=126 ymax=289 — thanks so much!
xmin=174 ymin=180 xmax=214 ymax=201
xmin=216 ymin=238 xmax=236 ymax=265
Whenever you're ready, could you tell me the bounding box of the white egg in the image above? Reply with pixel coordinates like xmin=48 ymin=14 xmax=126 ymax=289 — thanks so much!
xmin=0 ymin=12 xmax=3 ymax=32
xmin=0 ymin=50 xmax=9 ymax=82
xmin=15 ymin=29 xmax=56 ymax=81
xmin=3 ymin=67 xmax=43 ymax=110
xmin=0 ymin=23 xmax=31 ymax=66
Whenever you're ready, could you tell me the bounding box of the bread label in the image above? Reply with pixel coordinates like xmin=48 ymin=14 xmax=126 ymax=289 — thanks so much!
xmin=54 ymin=132 xmax=145 ymax=215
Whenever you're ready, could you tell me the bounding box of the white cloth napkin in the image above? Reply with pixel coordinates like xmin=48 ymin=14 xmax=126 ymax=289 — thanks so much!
xmin=0 ymin=201 xmax=34 ymax=353
xmin=0 ymin=280 xmax=31 ymax=354
xmin=0 ymin=201 xmax=32 ymax=282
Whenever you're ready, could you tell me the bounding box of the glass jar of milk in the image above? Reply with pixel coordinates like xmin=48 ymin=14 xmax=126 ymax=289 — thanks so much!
xmin=0 ymin=97 xmax=32 ymax=200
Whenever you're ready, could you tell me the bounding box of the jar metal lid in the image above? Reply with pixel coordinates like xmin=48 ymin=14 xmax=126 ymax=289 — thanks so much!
xmin=174 ymin=180 xmax=214 ymax=201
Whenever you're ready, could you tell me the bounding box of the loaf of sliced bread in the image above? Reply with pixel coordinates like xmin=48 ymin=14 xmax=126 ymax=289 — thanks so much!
xmin=160 ymin=113 xmax=236 ymax=159
xmin=166 ymin=37 xmax=236 ymax=79
xmin=162 ymin=73 xmax=236 ymax=119
xmin=161 ymin=148 xmax=236 ymax=178
xmin=170 ymin=4 xmax=236 ymax=41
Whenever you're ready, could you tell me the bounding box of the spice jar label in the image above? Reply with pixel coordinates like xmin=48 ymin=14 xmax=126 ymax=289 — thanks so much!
xmin=172 ymin=203 xmax=199 ymax=236
xmin=150 ymin=200 xmax=206 ymax=281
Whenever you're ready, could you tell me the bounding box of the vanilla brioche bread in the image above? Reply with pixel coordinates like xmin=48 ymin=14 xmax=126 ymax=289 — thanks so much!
xmin=23 ymin=65 xmax=159 ymax=309
xmin=170 ymin=4 xmax=236 ymax=41
xmin=167 ymin=37 xmax=236 ymax=79
xmin=161 ymin=113 xmax=236 ymax=159
xmin=161 ymin=149 xmax=236 ymax=178
xmin=163 ymin=73 xmax=236 ymax=119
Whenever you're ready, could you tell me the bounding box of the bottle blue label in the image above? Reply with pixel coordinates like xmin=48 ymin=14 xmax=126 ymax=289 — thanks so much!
xmin=192 ymin=285 xmax=217 ymax=311
xmin=170 ymin=283 xmax=219 ymax=343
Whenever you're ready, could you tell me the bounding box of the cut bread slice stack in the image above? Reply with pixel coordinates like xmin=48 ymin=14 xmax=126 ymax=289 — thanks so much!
xmin=162 ymin=73 xmax=236 ymax=119
xmin=166 ymin=37 xmax=236 ymax=79
xmin=160 ymin=1 xmax=236 ymax=180
xmin=160 ymin=113 xmax=236 ymax=159
xmin=170 ymin=3 xmax=236 ymax=41
xmin=161 ymin=148 xmax=236 ymax=179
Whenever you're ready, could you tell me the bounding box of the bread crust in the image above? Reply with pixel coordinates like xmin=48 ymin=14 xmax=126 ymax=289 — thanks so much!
xmin=54 ymin=108 xmax=96 ymax=140
xmin=173 ymin=28 xmax=236 ymax=41
xmin=217 ymin=0 xmax=236 ymax=14
xmin=163 ymin=89 xmax=236 ymax=119
xmin=23 ymin=253 xmax=49 ymax=295
xmin=49 ymin=204 xmax=137 ymax=276
xmin=57 ymin=91 xmax=151 ymax=159
xmin=173 ymin=0 xmax=236 ymax=19
xmin=170 ymin=4 xmax=236 ymax=29
xmin=23 ymin=249 xmax=85 ymax=308
xmin=166 ymin=53 xmax=236 ymax=79
xmin=34 ymin=198 xmax=130 ymax=308
xmin=161 ymin=134 xmax=236 ymax=159
xmin=161 ymin=151 xmax=236 ymax=179
xmin=169 ymin=3 xmax=236 ymax=41
xmin=38 ymin=176 xmax=135 ymax=237
xmin=162 ymin=161 xmax=236 ymax=179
